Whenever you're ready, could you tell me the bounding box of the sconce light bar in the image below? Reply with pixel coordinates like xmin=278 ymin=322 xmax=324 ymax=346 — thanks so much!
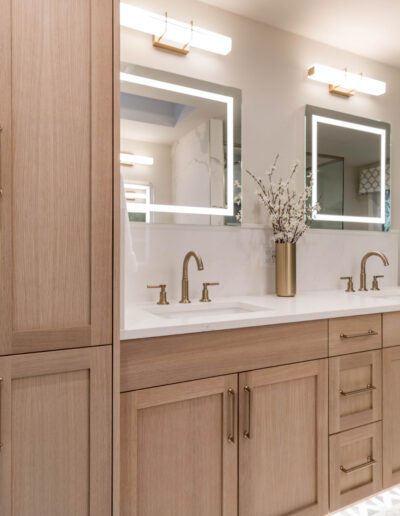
xmin=308 ymin=64 xmax=386 ymax=97
xmin=120 ymin=152 xmax=154 ymax=167
xmin=120 ymin=4 xmax=232 ymax=56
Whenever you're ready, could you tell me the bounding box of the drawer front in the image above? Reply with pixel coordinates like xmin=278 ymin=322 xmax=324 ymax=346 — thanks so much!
xmin=329 ymin=422 xmax=382 ymax=512
xmin=121 ymin=320 xmax=328 ymax=391
xmin=329 ymin=315 xmax=382 ymax=356
xmin=329 ymin=350 xmax=382 ymax=434
xmin=383 ymin=312 xmax=400 ymax=348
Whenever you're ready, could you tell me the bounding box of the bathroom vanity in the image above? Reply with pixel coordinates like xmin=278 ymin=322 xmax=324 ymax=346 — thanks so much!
xmin=120 ymin=291 xmax=400 ymax=515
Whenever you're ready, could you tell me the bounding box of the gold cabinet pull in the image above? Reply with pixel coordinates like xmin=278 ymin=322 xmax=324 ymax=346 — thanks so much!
xmin=340 ymin=329 xmax=378 ymax=339
xmin=0 ymin=125 xmax=3 ymax=200
xmin=340 ymin=456 xmax=376 ymax=474
xmin=243 ymin=385 xmax=251 ymax=439
xmin=340 ymin=384 xmax=376 ymax=397
xmin=227 ymin=388 xmax=235 ymax=443
xmin=0 ymin=377 xmax=3 ymax=449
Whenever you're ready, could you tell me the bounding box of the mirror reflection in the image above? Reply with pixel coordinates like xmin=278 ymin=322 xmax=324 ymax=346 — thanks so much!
xmin=305 ymin=105 xmax=391 ymax=231
xmin=120 ymin=64 xmax=242 ymax=225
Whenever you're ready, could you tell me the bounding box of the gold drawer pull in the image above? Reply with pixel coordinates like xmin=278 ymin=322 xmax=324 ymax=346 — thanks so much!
xmin=340 ymin=329 xmax=378 ymax=339
xmin=227 ymin=388 xmax=235 ymax=443
xmin=243 ymin=385 xmax=251 ymax=439
xmin=0 ymin=377 xmax=3 ymax=449
xmin=340 ymin=384 xmax=376 ymax=397
xmin=340 ymin=456 xmax=376 ymax=474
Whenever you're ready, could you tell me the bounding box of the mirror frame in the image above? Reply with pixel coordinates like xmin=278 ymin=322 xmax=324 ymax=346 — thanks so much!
xmin=306 ymin=105 xmax=391 ymax=227
xmin=120 ymin=64 xmax=238 ymax=218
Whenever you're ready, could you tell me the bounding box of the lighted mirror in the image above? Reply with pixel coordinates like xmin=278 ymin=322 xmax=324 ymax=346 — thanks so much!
xmin=305 ymin=105 xmax=391 ymax=231
xmin=120 ymin=63 xmax=242 ymax=225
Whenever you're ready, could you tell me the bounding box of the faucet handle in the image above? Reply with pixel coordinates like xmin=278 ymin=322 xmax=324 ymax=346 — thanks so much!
xmin=200 ymin=282 xmax=219 ymax=303
xmin=371 ymin=275 xmax=384 ymax=291
xmin=147 ymin=284 xmax=169 ymax=305
xmin=340 ymin=276 xmax=355 ymax=293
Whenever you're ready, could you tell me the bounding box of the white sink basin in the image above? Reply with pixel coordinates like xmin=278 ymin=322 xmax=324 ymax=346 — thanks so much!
xmin=146 ymin=301 xmax=270 ymax=320
xmin=359 ymin=289 xmax=400 ymax=301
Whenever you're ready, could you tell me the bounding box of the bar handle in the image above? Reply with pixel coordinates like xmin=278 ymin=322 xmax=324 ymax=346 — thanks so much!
xmin=340 ymin=456 xmax=376 ymax=474
xmin=227 ymin=388 xmax=235 ymax=443
xmin=243 ymin=385 xmax=251 ymax=439
xmin=340 ymin=329 xmax=378 ymax=339
xmin=0 ymin=125 xmax=3 ymax=200
xmin=0 ymin=377 xmax=3 ymax=449
xmin=340 ymin=384 xmax=376 ymax=397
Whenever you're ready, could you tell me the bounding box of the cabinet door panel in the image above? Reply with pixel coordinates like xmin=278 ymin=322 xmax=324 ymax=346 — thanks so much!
xmin=239 ymin=360 xmax=328 ymax=516
xmin=383 ymin=346 xmax=400 ymax=487
xmin=121 ymin=375 xmax=238 ymax=516
xmin=0 ymin=0 xmax=112 ymax=355
xmin=0 ymin=346 xmax=112 ymax=516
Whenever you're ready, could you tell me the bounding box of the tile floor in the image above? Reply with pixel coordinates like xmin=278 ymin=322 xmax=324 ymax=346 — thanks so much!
xmin=332 ymin=486 xmax=400 ymax=515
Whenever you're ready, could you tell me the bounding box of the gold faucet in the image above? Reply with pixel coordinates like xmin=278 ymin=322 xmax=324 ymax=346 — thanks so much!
xmin=180 ymin=251 xmax=204 ymax=303
xmin=359 ymin=251 xmax=389 ymax=291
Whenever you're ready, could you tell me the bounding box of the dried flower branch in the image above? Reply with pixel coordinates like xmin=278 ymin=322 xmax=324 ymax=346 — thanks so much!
xmin=246 ymin=155 xmax=320 ymax=243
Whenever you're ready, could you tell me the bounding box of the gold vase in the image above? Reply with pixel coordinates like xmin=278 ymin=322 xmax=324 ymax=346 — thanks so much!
xmin=275 ymin=243 xmax=296 ymax=297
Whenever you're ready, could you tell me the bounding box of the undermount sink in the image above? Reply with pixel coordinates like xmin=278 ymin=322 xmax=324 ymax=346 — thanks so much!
xmin=358 ymin=289 xmax=400 ymax=301
xmin=146 ymin=301 xmax=270 ymax=320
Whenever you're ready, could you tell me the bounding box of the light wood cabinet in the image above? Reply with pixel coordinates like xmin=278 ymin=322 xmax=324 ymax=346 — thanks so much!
xmin=0 ymin=346 xmax=112 ymax=516
xmin=238 ymin=360 xmax=329 ymax=516
xmin=120 ymin=375 xmax=238 ymax=516
xmin=329 ymin=314 xmax=382 ymax=356
xmin=383 ymin=345 xmax=400 ymax=488
xmin=0 ymin=0 xmax=113 ymax=355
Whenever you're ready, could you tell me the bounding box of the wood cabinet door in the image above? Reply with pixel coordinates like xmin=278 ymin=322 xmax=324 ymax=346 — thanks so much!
xmin=120 ymin=375 xmax=238 ymax=516
xmin=0 ymin=346 xmax=112 ymax=516
xmin=383 ymin=346 xmax=400 ymax=488
xmin=0 ymin=0 xmax=113 ymax=355
xmin=239 ymin=360 xmax=329 ymax=516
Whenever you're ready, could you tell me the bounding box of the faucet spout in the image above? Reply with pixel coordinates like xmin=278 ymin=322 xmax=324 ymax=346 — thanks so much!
xmin=180 ymin=251 xmax=204 ymax=303
xmin=359 ymin=251 xmax=389 ymax=291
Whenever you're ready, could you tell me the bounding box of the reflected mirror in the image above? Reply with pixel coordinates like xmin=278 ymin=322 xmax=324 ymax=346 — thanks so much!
xmin=120 ymin=63 xmax=242 ymax=225
xmin=305 ymin=105 xmax=390 ymax=231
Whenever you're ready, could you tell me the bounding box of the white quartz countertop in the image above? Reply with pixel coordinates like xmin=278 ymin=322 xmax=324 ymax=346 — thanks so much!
xmin=121 ymin=287 xmax=400 ymax=341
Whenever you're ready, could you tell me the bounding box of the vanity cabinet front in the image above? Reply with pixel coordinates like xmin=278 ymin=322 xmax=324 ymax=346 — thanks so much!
xmin=120 ymin=375 xmax=238 ymax=516
xmin=0 ymin=346 xmax=112 ymax=516
xmin=0 ymin=0 xmax=113 ymax=355
xmin=239 ymin=360 xmax=329 ymax=516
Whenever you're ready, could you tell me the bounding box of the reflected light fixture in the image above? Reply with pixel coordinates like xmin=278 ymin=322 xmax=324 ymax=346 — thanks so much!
xmin=120 ymin=152 xmax=154 ymax=167
xmin=120 ymin=3 xmax=232 ymax=56
xmin=308 ymin=64 xmax=386 ymax=97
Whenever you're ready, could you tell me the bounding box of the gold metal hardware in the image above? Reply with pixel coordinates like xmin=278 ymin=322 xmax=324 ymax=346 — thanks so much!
xmin=0 ymin=377 xmax=3 ymax=449
xmin=371 ymin=275 xmax=384 ymax=291
xmin=152 ymin=13 xmax=193 ymax=56
xmin=227 ymin=388 xmax=235 ymax=443
xmin=0 ymin=125 xmax=3 ymax=199
xmin=147 ymin=284 xmax=169 ymax=305
xmin=329 ymin=84 xmax=354 ymax=97
xmin=340 ymin=384 xmax=376 ymax=397
xmin=200 ymin=282 xmax=219 ymax=303
xmin=276 ymin=243 xmax=296 ymax=297
xmin=180 ymin=251 xmax=204 ymax=304
xmin=340 ymin=276 xmax=355 ymax=293
xmin=340 ymin=456 xmax=376 ymax=474
xmin=243 ymin=385 xmax=251 ymax=439
xmin=340 ymin=329 xmax=378 ymax=339
xmin=359 ymin=251 xmax=389 ymax=291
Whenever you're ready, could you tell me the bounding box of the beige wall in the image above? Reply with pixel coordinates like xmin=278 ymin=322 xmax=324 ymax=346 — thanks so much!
xmin=121 ymin=0 xmax=400 ymax=228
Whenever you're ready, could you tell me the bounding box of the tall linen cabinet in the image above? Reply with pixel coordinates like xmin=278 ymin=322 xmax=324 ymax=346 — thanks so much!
xmin=0 ymin=1 xmax=114 ymax=515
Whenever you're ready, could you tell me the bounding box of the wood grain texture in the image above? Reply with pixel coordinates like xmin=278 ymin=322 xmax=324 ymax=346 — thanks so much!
xmin=383 ymin=312 xmax=400 ymax=348
xmin=239 ymin=360 xmax=329 ymax=516
xmin=121 ymin=375 xmax=238 ymax=516
xmin=121 ymin=320 xmax=328 ymax=391
xmin=383 ymin=346 xmax=400 ymax=488
xmin=329 ymin=314 xmax=382 ymax=356
xmin=329 ymin=350 xmax=382 ymax=434
xmin=0 ymin=0 xmax=113 ymax=355
xmin=0 ymin=346 xmax=112 ymax=516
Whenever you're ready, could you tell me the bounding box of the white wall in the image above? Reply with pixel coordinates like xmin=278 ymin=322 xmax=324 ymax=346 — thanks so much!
xmin=121 ymin=0 xmax=400 ymax=312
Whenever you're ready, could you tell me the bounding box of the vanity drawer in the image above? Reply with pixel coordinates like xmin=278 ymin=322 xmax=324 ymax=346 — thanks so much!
xmin=329 ymin=422 xmax=382 ymax=512
xmin=383 ymin=311 xmax=400 ymax=348
xmin=120 ymin=320 xmax=328 ymax=391
xmin=329 ymin=314 xmax=382 ymax=356
xmin=329 ymin=350 xmax=382 ymax=434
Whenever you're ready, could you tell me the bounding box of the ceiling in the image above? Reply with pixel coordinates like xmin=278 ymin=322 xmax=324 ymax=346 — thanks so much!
xmin=199 ymin=0 xmax=400 ymax=68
